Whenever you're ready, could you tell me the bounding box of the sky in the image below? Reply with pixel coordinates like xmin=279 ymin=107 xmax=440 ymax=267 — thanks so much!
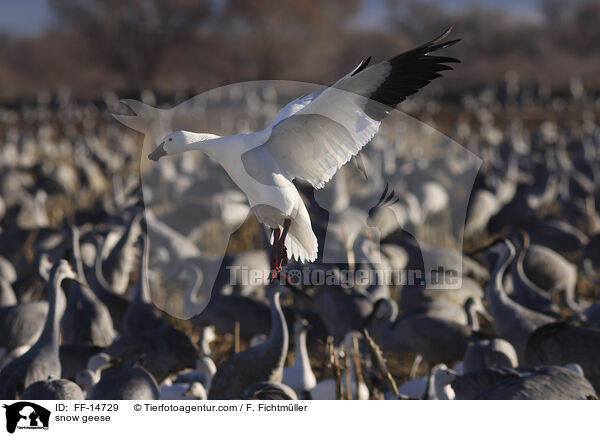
xmin=0 ymin=0 xmax=543 ymax=35
xmin=0 ymin=0 xmax=53 ymax=35
xmin=354 ymin=0 xmax=543 ymax=28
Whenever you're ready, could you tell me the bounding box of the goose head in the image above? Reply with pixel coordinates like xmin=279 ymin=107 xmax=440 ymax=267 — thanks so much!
xmin=198 ymin=325 xmax=216 ymax=354
xmin=363 ymin=298 xmax=397 ymax=329
xmin=430 ymin=363 xmax=457 ymax=400
xmin=75 ymin=369 xmax=99 ymax=393
xmin=293 ymin=318 xmax=310 ymax=335
xmin=184 ymin=381 xmax=207 ymax=399
xmin=469 ymin=236 xmax=512 ymax=268
xmin=195 ymin=356 xmax=217 ymax=376
xmin=51 ymin=259 xmax=78 ymax=284
xmin=150 ymin=130 xmax=223 ymax=162
xmin=149 ymin=131 xmax=187 ymax=161
xmin=37 ymin=253 xmax=53 ymax=282
xmin=87 ymin=352 xmax=117 ymax=372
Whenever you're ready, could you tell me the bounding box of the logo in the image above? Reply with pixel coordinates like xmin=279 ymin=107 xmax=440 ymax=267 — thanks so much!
xmin=3 ymin=402 xmax=50 ymax=434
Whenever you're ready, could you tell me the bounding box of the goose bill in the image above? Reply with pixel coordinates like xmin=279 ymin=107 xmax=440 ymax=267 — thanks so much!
xmin=148 ymin=142 xmax=167 ymax=161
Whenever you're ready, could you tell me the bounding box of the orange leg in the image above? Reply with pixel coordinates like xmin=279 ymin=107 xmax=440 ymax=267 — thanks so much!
xmin=269 ymin=219 xmax=291 ymax=282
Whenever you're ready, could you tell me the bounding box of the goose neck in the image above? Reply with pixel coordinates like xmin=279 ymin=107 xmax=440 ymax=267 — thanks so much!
xmin=293 ymin=329 xmax=310 ymax=368
xmin=69 ymin=226 xmax=86 ymax=281
xmin=267 ymin=290 xmax=288 ymax=351
xmin=465 ymin=300 xmax=480 ymax=331
xmin=136 ymin=235 xmax=152 ymax=303
xmin=184 ymin=132 xmax=230 ymax=161
xmin=513 ymin=234 xmax=534 ymax=290
xmin=490 ymin=242 xmax=515 ymax=301
xmin=39 ymin=267 xmax=68 ymax=348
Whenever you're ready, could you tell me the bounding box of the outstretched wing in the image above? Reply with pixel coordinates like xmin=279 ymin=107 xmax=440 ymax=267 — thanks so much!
xmin=245 ymin=28 xmax=459 ymax=189
xmin=266 ymin=56 xmax=374 ymax=129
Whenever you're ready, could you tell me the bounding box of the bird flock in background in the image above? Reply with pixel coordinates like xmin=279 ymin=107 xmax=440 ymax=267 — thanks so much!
xmin=1 ymin=36 xmax=600 ymax=400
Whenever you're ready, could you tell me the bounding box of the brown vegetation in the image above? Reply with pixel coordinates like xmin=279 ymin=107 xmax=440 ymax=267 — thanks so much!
xmin=1 ymin=0 xmax=600 ymax=101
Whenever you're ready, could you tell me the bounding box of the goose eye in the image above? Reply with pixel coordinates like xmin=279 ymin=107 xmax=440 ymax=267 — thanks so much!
xmin=169 ymin=138 xmax=173 ymax=142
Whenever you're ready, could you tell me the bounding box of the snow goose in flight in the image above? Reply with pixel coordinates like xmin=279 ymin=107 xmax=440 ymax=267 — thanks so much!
xmin=148 ymin=29 xmax=460 ymax=279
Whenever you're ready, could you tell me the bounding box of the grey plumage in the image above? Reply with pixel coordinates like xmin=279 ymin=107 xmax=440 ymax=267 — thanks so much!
xmin=475 ymin=366 xmax=596 ymax=400
xmin=60 ymin=279 xmax=116 ymax=346
xmin=463 ymin=339 xmax=519 ymax=373
xmin=84 ymin=234 xmax=130 ymax=332
xmin=526 ymin=321 xmax=600 ymax=392
xmin=483 ymin=239 xmax=554 ymax=361
xmin=60 ymin=225 xmax=116 ymax=346
xmin=209 ymin=287 xmax=288 ymax=399
xmin=0 ymin=260 xmax=74 ymax=399
xmin=243 ymin=381 xmax=297 ymax=400
xmin=99 ymin=211 xmax=142 ymax=294
xmin=0 ymin=256 xmax=17 ymax=284
xmin=0 ymin=302 xmax=47 ymax=351
xmin=314 ymin=275 xmax=373 ymax=344
xmin=0 ymin=277 xmax=17 ymax=306
xmin=103 ymin=325 xmax=197 ymax=384
xmin=368 ymin=298 xmax=483 ymax=367
xmin=509 ymin=232 xmax=560 ymax=317
xmin=89 ymin=366 xmax=159 ymax=400
xmin=122 ymin=233 xmax=166 ymax=334
xmin=451 ymin=367 xmax=522 ymax=400
xmin=521 ymin=242 xmax=581 ymax=311
xmin=59 ymin=344 xmax=103 ymax=381
xmin=21 ymin=378 xmax=85 ymax=400
xmin=191 ymin=292 xmax=296 ymax=341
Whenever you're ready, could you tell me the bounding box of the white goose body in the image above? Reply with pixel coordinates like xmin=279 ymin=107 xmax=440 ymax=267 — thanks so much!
xmin=147 ymin=30 xmax=460 ymax=265
xmin=177 ymin=131 xmax=316 ymax=262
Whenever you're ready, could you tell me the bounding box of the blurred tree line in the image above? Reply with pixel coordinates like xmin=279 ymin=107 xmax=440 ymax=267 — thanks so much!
xmin=1 ymin=0 xmax=600 ymax=100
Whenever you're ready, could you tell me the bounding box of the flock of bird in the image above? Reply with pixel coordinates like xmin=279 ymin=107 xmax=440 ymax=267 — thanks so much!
xmin=1 ymin=30 xmax=600 ymax=400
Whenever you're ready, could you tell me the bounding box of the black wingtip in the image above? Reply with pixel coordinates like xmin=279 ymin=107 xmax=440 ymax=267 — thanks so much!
xmin=431 ymin=26 xmax=453 ymax=45
xmin=428 ymin=38 xmax=461 ymax=52
xmin=395 ymin=27 xmax=460 ymax=63
xmin=351 ymin=56 xmax=372 ymax=77
xmin=422 ymin=27 xmax=460 ymax=52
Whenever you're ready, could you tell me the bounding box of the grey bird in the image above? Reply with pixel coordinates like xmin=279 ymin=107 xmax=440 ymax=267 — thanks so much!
xmin=0 ymin=277 xmax=17 ymax=306
xmin=242 ymin=381 xmax=297 ymax=400
xmin=0 ymin=254 xmax=53 ymax=355
xmin=524 ymin=220 xmax=588 ymax=260
xmin=99 ymin=211 xmax=142 ymax=294
xmin=103 ymin=325 xmax=198 ymax=384
xmin=482 ymin=238 xmax=555 ymax=361
xmin=208 ymin=286 xmax=288 ymax=399
xmin=0 ymin=302 xmax=48 ymax=355
xmin=462 ymin=339 xmax=519 ymax=374
xmin=313 ymin=270 xmax=373 ymax=344
xmin=61 ymin=225 xmax=116 ymax=346
xmin=122 ymin=233 xmax=167 ymax=335
xmin=21 ymin=378 xmax=85 ymax=400
xmin=0 ymin=260 xmax=74 ymax=399
xmin=451 ymin=367 xmax=522 ymax=400
xmin=191 ymin=291 xmax=296 ymax=342
xmin=526 ymin=321 xmax=600 ymax=393
xmin=89 ymin=366 xmax=160 ymax=400
xmin=0 ymin=256 xmax=17 ymax=284
xmin=508 ymin=231 xmax=560 ymax=317
xmin=519 ymin=237 xmax=582 ymax=312
xmin=59 ymin=344 xmax=103 ymax=381
xmin=366 ymin=298 xmax=487 ymax=378
xmin=475 ymin=366 xmax=596 ymax=400
xmin=84 ymin=233 xmax=130 ymax=332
